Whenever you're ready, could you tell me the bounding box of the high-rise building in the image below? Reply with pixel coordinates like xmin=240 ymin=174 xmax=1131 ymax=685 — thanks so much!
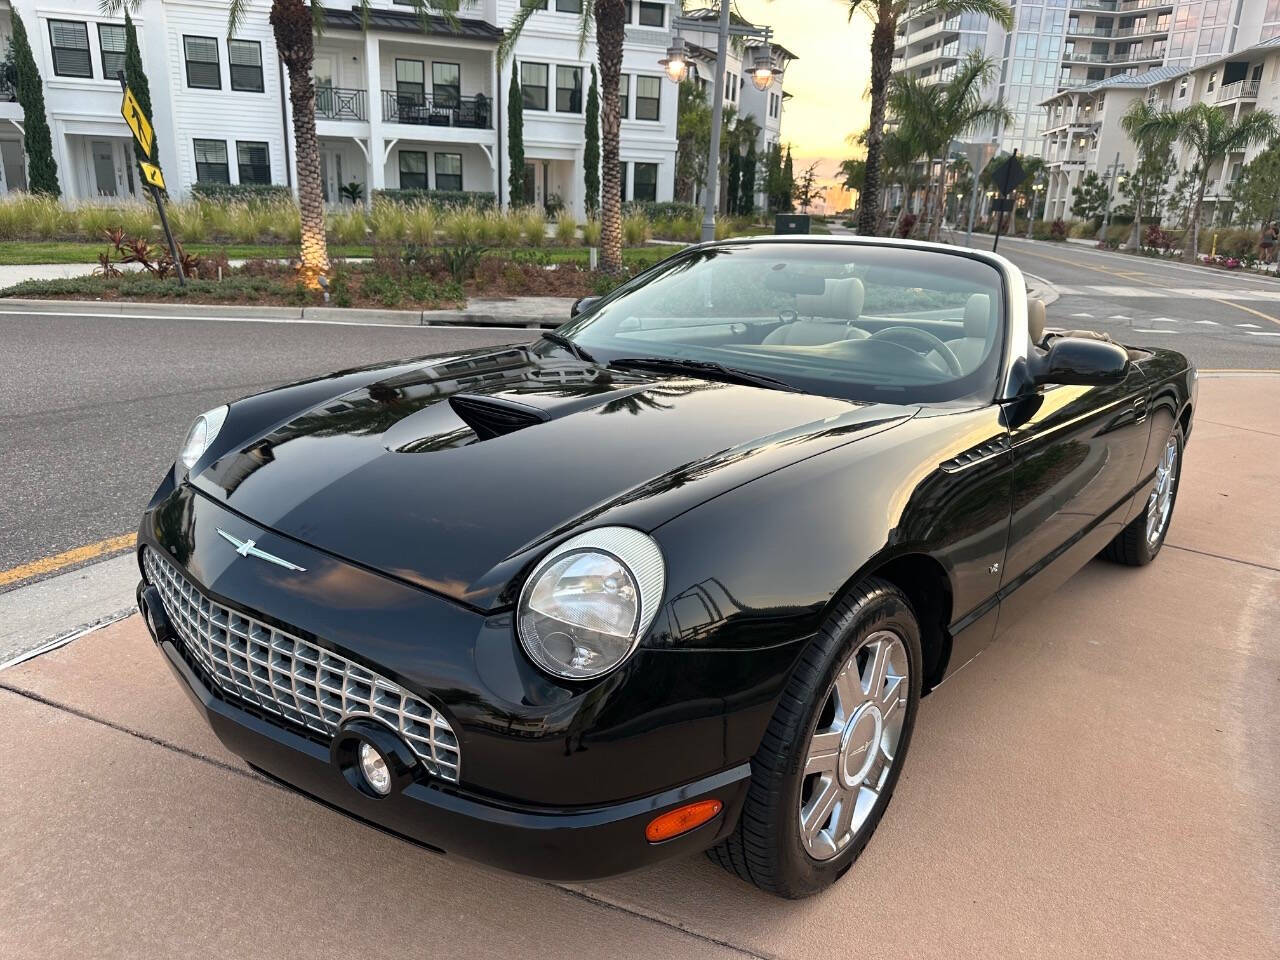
xmin=892 ymin=1 xmax=1265 ymax=162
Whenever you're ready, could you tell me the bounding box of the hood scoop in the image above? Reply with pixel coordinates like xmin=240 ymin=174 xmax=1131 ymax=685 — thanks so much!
xmin=448 ymin=393 xmax=551 ymax=441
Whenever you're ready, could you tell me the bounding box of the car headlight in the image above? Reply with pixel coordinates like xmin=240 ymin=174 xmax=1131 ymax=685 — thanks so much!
xmin=178 ymin=405 xmax=229 ymax=471
xmin=517 ymin=527 xmax=665 ymax=680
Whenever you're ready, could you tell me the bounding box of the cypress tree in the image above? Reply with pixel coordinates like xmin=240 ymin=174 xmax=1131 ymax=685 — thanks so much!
xmin=739 ymin=142 xmax=756 ymax=215
xmin=726 ymin=149 xmax=740 ymax=216
xmin=764 ymin=143 xmax=782 ymax=212
xmin=123 ymin=10 xmax=160 ymax=177
xmin=583 ymin=65 xmax=599 ymax=216
xmin=11 ymin=12 xmax=58 ymax=196
xmin=508 ymin=68 xmax=525 ymax=206
xmin=778 ymin=144 xmax=788 ymax=212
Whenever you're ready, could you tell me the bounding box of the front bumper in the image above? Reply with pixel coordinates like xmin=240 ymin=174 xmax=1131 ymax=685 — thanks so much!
xmin=152 ymin=624 xmax=750 ymax=881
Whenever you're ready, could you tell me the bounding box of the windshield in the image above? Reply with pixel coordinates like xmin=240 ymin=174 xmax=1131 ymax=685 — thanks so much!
xmin=562 ymin=242 xmax=1007 ymax=404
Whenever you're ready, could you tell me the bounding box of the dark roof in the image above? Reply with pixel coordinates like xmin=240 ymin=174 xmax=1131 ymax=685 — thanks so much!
xmin=321 ymin=6 xmax=503 ymax=42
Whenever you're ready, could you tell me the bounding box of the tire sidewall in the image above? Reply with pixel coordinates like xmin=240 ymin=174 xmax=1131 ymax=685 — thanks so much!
xmin=772 ymin=584 xmax=924 ymax=896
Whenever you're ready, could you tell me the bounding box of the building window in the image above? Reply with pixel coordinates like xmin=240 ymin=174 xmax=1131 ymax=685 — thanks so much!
xmin=229 ymin=39 xmax=264 ymax=92
xmin=193 ymin=139 xmax=229 ymax=183
xmin=618 ymin=73 xmax=630 ymax=118
xmin=1206 ymin=71 xmax=1216 ymax=92
xmin=435 ymin=152 xmax=462 ymax=191
xmin=556 ymin=0 xmax=582 ymax=11
xmin=396 ymin=59 xmax=425 ymax=100
xmin=1177 ymin=76 xmax=1188 ymax=97
xmin=635 ymin=75 xmax=660 ymax=120
xmin=521 ymin=62 xmax=548 ymax=110
xmin=184 ymin=35 xmax=221 ymax=89
xmin=638 ymin=2 xmax=664 ymax=27
xmin=237 ymin=141 xmax=270 ymax=184
xmin=49 ymin=21 xmax=92 ymax=78
xmin=556 ymin=65 xmax=583 ymax=112
xmin=399 ymin=150 xmax=428 ymax=189
xmin=97 ymin=24 xmax=127 ymax=82
xmin=633 ymin=162 xmax=658 ymax=202
xmin=619 ymin=160 xmax=628 ymax=202
xmin=624 ymin=2 xmax=633 ymax=24
xmin=432 ymin=62 xmax=460 ymax=107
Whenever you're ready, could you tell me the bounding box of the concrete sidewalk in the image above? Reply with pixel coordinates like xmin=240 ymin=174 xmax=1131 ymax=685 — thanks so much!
xmin=1 ymin=377 xmax=1277 ymax=959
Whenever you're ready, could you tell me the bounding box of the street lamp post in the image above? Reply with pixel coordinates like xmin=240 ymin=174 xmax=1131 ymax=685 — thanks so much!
xmin=665 ymin=2 xmax=778 ymax=242
xmin=1027 ymin=180 xmax=1045 ymax=239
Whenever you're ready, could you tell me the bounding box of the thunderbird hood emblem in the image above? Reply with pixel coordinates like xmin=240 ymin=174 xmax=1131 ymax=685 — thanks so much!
xmin=216 ymin=529 xmax=306 ymax=572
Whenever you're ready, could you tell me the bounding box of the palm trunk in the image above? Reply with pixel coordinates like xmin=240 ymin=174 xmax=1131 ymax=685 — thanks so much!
xmin=857 ymin=7 xmax=896 ymax=236
xmin=1186 ymin=171 xmax=1208 ymax=262
xmin=1127 ymin=181 xmax=1143 ymax=251
xmin=595 ymin=0 xmax=625 ymax=273
xmin=272 ymin=0 xmax=329 ymax=287
xmin=929 ymin=165 xmax=947 ymax=242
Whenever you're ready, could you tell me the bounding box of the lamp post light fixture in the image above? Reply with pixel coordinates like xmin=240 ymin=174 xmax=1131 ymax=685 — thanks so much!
xmin=659 ymin=40 xmax=689 ymax=84
xmin=666 ymin=2 xmax=778 ymax=242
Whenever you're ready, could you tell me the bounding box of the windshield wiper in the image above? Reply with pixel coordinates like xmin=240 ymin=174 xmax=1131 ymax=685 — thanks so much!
xmin=609 ymin=356 xmax=798 ymax=393
xmin=540 ymin=330 xmax=597 ymax=364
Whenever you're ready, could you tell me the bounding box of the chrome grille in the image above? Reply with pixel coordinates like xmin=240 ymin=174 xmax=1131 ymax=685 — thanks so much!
xmin=144 ymin=548 xmax=460 ymax=783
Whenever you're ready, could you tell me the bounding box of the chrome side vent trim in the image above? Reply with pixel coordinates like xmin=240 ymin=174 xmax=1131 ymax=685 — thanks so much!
xmin=940 ymin=436 xmax=1011 ymax=473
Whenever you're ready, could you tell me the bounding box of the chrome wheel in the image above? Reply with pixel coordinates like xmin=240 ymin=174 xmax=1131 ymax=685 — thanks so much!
xmin=1146 ymin=434 xmax=1178 ymax=547
xmin=798 ymin=630 xmax=908 ymax=861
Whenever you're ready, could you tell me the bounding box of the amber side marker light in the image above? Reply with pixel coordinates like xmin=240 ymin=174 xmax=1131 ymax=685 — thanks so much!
xmin=645 ymin=799 xmax=723 ymax=843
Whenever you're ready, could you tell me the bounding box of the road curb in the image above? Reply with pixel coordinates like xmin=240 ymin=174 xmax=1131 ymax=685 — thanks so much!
xmin=0 ymin=297 xmax=565 ymax=328
xmin=1023 ymin=272 xmax=1060 ymax=307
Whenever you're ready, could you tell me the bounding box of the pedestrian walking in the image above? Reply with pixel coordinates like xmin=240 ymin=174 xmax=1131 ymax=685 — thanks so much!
xmin=1261 ymin=222 xmax=1277 ymax=265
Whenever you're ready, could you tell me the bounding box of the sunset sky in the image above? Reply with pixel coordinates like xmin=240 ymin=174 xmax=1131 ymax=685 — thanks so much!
xmin=731 ymin=0 xmax=873 ymax=187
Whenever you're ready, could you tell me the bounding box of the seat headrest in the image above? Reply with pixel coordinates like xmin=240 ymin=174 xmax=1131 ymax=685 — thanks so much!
xmin=1027 ymin=298 xmax=1047 ymax=345
xmin=797 ymin=277 xmax=865 ymax=321
xmin=964 ymin=294 xmax=991 ymax=338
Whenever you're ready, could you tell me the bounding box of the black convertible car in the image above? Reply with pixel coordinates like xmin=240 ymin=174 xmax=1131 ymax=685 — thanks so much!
xmin=137 ymin=237 xmax=1194 ymax=898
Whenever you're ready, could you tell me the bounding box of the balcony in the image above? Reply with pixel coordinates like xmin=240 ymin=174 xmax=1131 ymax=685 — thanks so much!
xmin=1113 ymin=47 xmax=1165 ymax=62
xmin=1217 ymin=79 xmax=1261 ymax=103
xmin=382 ymin=91 xmax=493 ymax=129
xmin=1120 ymin=0 xmax=1174 ymax=10
xmin=1062 ymin=50 xmax=1111 ymax=63
xmin=316 ymin=87 xmax=367 ymax=122
xmin=1066 ymin=25 xmax=1114 ymax=38
xmin=1070 ymin=0 xmax=1116 ymax=10
xmin=1114 ymin=22 xmax=1169 ymax=38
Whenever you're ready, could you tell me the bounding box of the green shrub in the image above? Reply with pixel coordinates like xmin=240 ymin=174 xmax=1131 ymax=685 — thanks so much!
xmin=371 ymin=188 xmax=496 ymax=210
xmin=581 ymin=218 xmax=601 ymax=247
xmin=405 ymin=204 xmax=438 ymax=244
xmin=622 ymin=214 xmax=650 ymax=246
xmin=623 ymin=200 xmax=700 ymax=222
xmin=1067 ymin=219 xmax=1097 ymax=239
xmin=555 ymin=215 xmax=578 ymax=245
xmin=328 ymin=206 xmax=368 ymax=246
xmin=488 ymin=209 xmax=523 ymax=246
xmin=190 ymin=183 xmax=292 ymax=203
xmin=518 ymin=209 xmax=546 ymax=247
xmin=651 ymin=216 xmax=697 ymax=242
xmin=441 ymin=242 xmax=487 ymax=282
xmin=369 ymin=199 xmax=410 ymax=242
xmin=442 ymin=208 xmax=486 ymax=245
xmin=1209 ymin=227 xmax=1257 ymax=258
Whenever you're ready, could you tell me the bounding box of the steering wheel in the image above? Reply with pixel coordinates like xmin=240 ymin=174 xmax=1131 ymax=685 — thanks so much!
xmin=870 ymin=326 xmax=964 ymax=377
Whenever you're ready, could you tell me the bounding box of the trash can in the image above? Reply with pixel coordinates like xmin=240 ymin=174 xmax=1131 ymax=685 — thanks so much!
xmin=774 ymin=214 xmax=810 ymax=235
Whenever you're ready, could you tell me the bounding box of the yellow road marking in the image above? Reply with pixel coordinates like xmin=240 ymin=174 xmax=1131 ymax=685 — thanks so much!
xmin=0 ymin=533 xmax=136 ymax=588
xmin=1012 ymin=245 xmax=1280 ymax=327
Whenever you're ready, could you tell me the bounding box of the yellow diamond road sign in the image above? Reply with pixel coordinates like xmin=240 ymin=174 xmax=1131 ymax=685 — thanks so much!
xmin=139 ymin=161 xmax=165 ymax=191
xmin=120 ymin=87 xmax=153 ymax=159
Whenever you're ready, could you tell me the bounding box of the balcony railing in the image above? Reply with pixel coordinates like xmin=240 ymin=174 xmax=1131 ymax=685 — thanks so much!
xmin=1066 ymin=26 xmax=1113 ymax=37
xmin=1062 ymin=50 xmax=1111 ymax=62
xmin=382 ymin=91 xmax=492 ymax=129
xmin=1120 ymin=0 xmax=1174 ymax=10
xmin=1070 ymin=0 xmax=1116 ymax=10
xmin=316 ymin=87 xmax=366 ymax=122
xmin=1217 ymin=79 xmax=1261 ymax=103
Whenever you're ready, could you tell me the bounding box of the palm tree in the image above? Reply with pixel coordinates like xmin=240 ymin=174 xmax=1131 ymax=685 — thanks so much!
xmin=104 ymin=0 xmax=457 ymax=289
xmin=846 ymin=0 xmax=1012 ymax=237
xmin=501 ymin=1 xmax=626 ymax=274
xmin=887 ymin=51 xmax=1010 ymax=241
xmin=879 ymin=127 xmax=927 ymax=236
xmin=1137 ymin=102 xmax=1278 ymax=261
xmin=1120 ymin=100 xmax=1176 ymax=251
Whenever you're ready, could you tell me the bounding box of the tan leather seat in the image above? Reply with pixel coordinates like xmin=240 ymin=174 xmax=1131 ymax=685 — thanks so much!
xmin=763 ymin=277 xmax=869 ymax=346
xmin=941 ymin=293 xmax=992 ymax=371
xmin=1027 ymin=298 xmax=1047 ymax=345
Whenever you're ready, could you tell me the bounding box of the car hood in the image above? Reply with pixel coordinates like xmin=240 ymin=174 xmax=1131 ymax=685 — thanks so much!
xmin=193 ymin=345 xmax=912 ymax=609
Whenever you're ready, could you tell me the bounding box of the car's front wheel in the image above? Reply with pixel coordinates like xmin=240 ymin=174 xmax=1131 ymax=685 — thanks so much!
xmin=1102 ymin=425 xmax=1183 ymax=566
xmin=708 ymin=578 xmax=922 ymax=898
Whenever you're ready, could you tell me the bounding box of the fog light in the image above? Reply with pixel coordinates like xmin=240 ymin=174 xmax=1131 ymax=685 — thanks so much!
xmin=359 ymin=742 xmax=391 ymax=796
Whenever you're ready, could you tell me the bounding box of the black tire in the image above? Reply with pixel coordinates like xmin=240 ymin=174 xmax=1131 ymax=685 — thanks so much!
xmin=707 ymin=577 xmax=923 ymax=898
xmin=1102 ymin=425 xmax=1184 ymax=567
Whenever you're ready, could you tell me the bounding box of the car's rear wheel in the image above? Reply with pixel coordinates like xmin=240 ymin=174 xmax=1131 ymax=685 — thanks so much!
xmin=1102 ymin=426 xmax=1183 ymax=566
xmin=707 ymin=578 xmax=922 ymax=898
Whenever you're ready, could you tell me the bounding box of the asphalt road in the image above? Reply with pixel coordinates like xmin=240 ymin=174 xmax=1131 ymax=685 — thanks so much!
xmin=0 ymin=315 xmax=530 ymax=589
xmin=968 ymin=233 xmax=1280 ymax=370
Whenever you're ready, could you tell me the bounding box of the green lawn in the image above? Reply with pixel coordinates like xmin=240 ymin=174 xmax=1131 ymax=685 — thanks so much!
xmin=0 ymin=241 xmax=675 ymax=267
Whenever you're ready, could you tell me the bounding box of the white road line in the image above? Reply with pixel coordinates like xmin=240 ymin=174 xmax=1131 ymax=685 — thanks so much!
xmin=1237 ymin=323 xmax=1262 ymax=328
xmin=1148 ymin=317 xmax=1178 ymax=323
xmin=1132 ymin=328 xmax=1178 ymax=334
xmin=1247 ymin=331 xmax=1280 ymax=337
xmin=1070 ymin=312 xmax=1094 ymax=318
xmin=1108 ymin=314 xmax=1132 ymax=320
xmin=1194 ymin=320 xmax=1219 ymax=325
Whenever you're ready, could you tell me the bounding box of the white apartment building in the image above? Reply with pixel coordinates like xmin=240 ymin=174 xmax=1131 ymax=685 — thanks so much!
xmin=894 ymin=0 xmax=1266 ymax=162
xmin=0 ymin=0 xmax=689 ymax=215
xmin=1042 ymin=33 xmax=1280 ymax=222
